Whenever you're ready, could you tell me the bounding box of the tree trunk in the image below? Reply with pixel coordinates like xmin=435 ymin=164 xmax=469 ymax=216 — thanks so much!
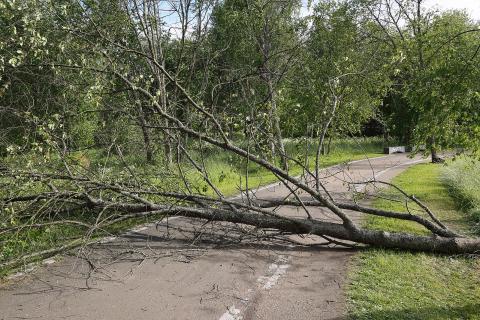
xmin=258 ymin=18 xmax=288 ymax=171
xmin=85 ymin=202 xmax=480 ymax=255
xmin=326 ymin=135 xmax=333 ymax=155
xmin=316 ymin=96 xmax=338 ymax=190
xmin=176 ymin=205 xmax=480 ymax=254
xmin=163 ymin=123 xmax=172 ymax=166
xmin=268 ymin=80 xmax=288 ymax=171
xmin=429 ymin=136 xmax=444 ymax=163
xmin=138 ymin=105 xmax=154 ymax=163
xmin=157 ymin=74 xmax=172 ymax=166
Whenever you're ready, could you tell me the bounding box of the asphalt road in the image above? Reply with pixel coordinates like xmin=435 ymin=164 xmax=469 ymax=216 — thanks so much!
xmin=0 ymin=153 xmax=426 ymax=320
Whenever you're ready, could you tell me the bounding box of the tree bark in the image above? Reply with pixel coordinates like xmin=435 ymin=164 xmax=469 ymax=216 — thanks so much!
xmin=258 ymin=16 xmax=288 ymax=171
xmin=138 ymin=105 xmax=154 ymax=163
xmin=429 ymin=136 xmax=444 ymax=163
xmin=267 ymin=80 xmax=288 ymax=171
xmin=315 ymin=95 xmax=338 ymax=190
xmin=83 ymin=200 xmax=480 ymax=254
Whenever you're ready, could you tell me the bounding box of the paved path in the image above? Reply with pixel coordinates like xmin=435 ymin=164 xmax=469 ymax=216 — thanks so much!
xmin=0 ymin=154 xmax=425 ymax=320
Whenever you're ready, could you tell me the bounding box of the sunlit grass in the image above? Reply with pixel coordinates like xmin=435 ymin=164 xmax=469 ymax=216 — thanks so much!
xmin=348 ymin=163 xmax=480 ymax=320
xmin=197 ymin=137 xmax=384 ymax=196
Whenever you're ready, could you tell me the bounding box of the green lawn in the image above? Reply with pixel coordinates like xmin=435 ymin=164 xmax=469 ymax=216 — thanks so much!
xmin=347 ymin=163 xmax=480 ymax=320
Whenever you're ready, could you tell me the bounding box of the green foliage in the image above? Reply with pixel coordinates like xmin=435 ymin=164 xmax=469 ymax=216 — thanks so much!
xmin=1 ymin=0 xmax=478 ymax=161
xmin=283 ymin=0 xmax=390 ymax=137
xmin=348 ymin=163 xmax=480 ymax=320
xmin=208 ymin=0 xmax=303 ymax=145
xmin=0 ymin=0 xmax=52 ymax=148
xmin=407 ymin=12 xmax=480 ymax=152
xmin=373 ymin=3 xmax=480 ymax=153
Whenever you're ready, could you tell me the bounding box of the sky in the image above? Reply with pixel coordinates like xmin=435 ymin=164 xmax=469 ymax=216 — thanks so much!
xmin=424 ymin=0 xmax=480 ymax=20
xmin=165 ymin=0 xmax=480 ymax=38
xmin=300 ymin=0 xmax=480 ymax=20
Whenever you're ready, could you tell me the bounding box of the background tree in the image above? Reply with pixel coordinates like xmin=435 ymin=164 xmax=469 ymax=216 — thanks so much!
xmin=209 ymin=0 xmax=303 ymax=170
xmin=286 ymin=0 xmax=390 ymax=183
xmin=361 ymin=0 xmax=480 ymax=160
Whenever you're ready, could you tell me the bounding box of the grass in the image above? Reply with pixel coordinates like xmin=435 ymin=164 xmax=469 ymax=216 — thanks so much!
xmin=347 ymin=163 xmax=480 ymax=320
xmin=442 ymin=156 xmax=480 ymax=233
xmin=1 ymin=137 xmax=384 ymax=276
xmin=190 ymin=137 xmax=383 ymax=196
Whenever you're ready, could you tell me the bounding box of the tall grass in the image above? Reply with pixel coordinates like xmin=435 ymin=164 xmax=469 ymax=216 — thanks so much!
xmin=441 ymin=156 xmax=480 ymax=232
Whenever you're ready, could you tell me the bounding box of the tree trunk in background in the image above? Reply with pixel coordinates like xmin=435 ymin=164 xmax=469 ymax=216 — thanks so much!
xmin=323 ymin=135 xmax=333 ymax=155
xmin=315 ymin=97 xmax=337 ymax=191
xmin=139 ymin=105 xmax=154 ymax=163
xmin=163 ymin=120 xmax=172 ymax=165
xmin=268 ymin=80 xmax=288 ymax=171
xmin=259 ymin=18 xmax=288 ymax=172
xmin=430 ymin=136 xmax=443 ymax=163
xmin=158 ymin=74 xmax=172 ymax=166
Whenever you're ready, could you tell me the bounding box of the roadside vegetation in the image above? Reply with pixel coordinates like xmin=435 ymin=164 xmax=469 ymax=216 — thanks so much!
xmin=348 ymin=163 xmax=480 ymax=320
xmin=190 ymin=137 xmax=383 ymax=196
xmin=442 ymin=156 xmax=480 ymax=233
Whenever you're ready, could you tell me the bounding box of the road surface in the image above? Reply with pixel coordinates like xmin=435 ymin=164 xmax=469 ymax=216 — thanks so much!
xmin=0 ymin=153 xmax=426 ymax=320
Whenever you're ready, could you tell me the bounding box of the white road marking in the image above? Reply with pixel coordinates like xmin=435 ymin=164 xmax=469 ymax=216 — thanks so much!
xmin=43 ymin=259 xmax=56 ymax=265
xmin=6 ymin=263 xmax=37 ymax=280
xmin=219 ymin=305 xmax=242 ymax=320
xmin=258 ymin=255 xmax=290 ymax=290
xmin=218 ymin=255 xmax=291 ymax=320
xmin=130 ymin=226 xmax=149 ymax=233
xmin=98 ymin=236 xmax=117 ymax=243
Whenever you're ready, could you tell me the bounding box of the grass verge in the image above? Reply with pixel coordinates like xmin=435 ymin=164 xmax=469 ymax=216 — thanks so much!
xmin=347 ymin=163 xmax=480 ymax=320
xmin=442 ymin=156 xmax=480 ymax=233
xmin=194 ymin=137 xmax=383 ymax=196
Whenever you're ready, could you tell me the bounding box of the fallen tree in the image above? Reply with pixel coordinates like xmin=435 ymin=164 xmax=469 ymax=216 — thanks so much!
xmin=2 ymin=163 xmax=480 ymax=270
xmin=1 ymin=0 xmax=480 ymax=272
